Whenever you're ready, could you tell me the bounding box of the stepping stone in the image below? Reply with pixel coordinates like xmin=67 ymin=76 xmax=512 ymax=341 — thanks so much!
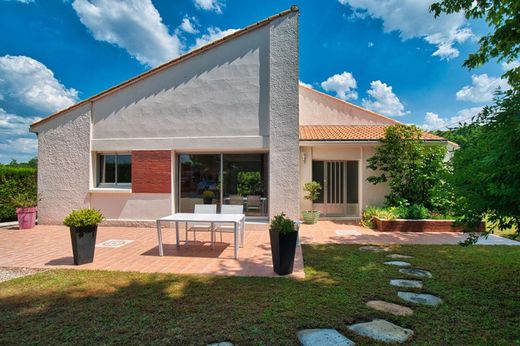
xmin=366 ymin=300 xmax=413 ymax=316
xmin=348 ymin=319 xmax=413 ymax=343
xmin=384 ymin=261 xmax=411 ymax=267
xmin=207 ymin=343 xmax=233 ymax=346
xmin=399 ymin=268 xmax=432 ymax=278
xmin=398 ymin=292 xmax=443 ymax=306
xmin=358 ymin=245 xmax=389 ymax=252
xmin=387 ymin=254 xmax=412 ymax=259
xmin=390 ymin=279 xmax=423 ymax=289
xmin=297 ymin=329 xmax=355 ymax=346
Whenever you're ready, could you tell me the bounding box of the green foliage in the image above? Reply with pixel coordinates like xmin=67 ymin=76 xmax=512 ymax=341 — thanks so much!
xmin=430 ymin=0 xmax=519 ymax=88
xmin=270 ymin=212 xmax=296 ymax=234
xmin=9 ymin=193 xmax=38 ymax=208
xmin=451 ymin=90 xmax=520 ymax=242
xmin=433 ymin=122 xmax=482 ymax=148
xmin=303 ymin=181 xmax=322 ymax=202
xmin=236 ymin=171 xmax=263 ymax=196
xmin=63 ymin=209 xmax=105 ymax=228
xmin=361 ymin=206 xmax=398 ymax=228
xmin=401 ymin=204 xmax=431 ymax=220
xmin=202 ymin=190 xmax=215 ymax=198
xmin=366 ymin=124 xmax=451 ymax=212
xmin=0 ymin=166 xmax=37 ymax=222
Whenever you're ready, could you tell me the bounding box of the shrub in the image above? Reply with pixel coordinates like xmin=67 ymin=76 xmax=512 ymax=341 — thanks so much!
xmin=0 ymin=166 xmax=37 ymax=222
xmin=10 ymin=192 xmax=38 ymax=208
xmin=405 ymin=204 xmax=431 ymax=219
xmin=303 ymin=181 xmax=322 ymax=202
xmin=202 ymin=190 xmax=215 ymax=198
xmin=63 ymin=209 xmax=105 ymax=228
xmin=361 ymin=206 xmax=398 ymax=228
xmin=270 ymin=212 xmax=296 ymax=234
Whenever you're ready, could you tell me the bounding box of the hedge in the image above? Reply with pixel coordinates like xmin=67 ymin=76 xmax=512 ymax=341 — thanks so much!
xmin=0 ymin=166 xmax=37 ymax=222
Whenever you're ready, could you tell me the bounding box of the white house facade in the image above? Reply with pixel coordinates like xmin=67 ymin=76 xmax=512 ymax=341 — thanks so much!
xmin=30 ymin=7 xmax=447 ymax=225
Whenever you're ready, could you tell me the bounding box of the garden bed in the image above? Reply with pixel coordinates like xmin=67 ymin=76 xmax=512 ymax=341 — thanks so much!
xmin=374 ymin=217 xmax=485 ymax=232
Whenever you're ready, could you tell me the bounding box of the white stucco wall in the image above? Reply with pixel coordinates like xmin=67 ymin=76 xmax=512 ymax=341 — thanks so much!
xmin=35 ymin=104 xmax=91 ymax=224
xmin=268 ymin=12 xmax=300 ymax=220
xmin=299 ymin=86 xmax=398 ymax=126
xmin=91 ymin=26 xmax=270 ymax=152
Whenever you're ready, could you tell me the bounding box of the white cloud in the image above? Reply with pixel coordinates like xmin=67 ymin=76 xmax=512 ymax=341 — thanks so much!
xmin=194 ymin=0 xmax=224 ymax=13
xmin=299 ymin=80 xmax=314 ymax=89
xmin=321 ymin=72 xmax=358 ymax=101
xmin=191 ymin=27 xmax=239 ymax=50
xmin=0 ymin=136 xmax=37 ymax=163
xmin=338 ymin=0 xmax=474 ymax=60
xmin=179 ymin=16 xmax=199 ymax=34
xmin=502 ymin=60 xmax=520 ymax=71
xmin=367 ymin=42 xmax=374 ymax=48
xmin=362 ymin=80 xmax=406 ymax=116
xmin=456 ymin=74 xmax=510 ymax=103
xmin=0 ymin=108 xmax=40 ymax=136
xmin=13 ymin=0 xmax=35 ymax=3
xmin=72 ymin=0 xmax=182 ymax=67
xmin=0 ymin=55 xmax=78 ymax=114
xmin=419 ymin=107 xmax=482 ymax=131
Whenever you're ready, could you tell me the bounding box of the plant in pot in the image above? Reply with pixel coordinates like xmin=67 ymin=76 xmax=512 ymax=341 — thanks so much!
xmin=202 ymin=190 xmax=215 ymax=204
xmin=302 ymin=181 xmax=322 ymax=224
xmin=10 ymin=193 xmax=38 ymax=230
xmin=269 ymin=212 xmax=298 ymax=275
xmin=63 ymin=209 xmax=104 ymax=265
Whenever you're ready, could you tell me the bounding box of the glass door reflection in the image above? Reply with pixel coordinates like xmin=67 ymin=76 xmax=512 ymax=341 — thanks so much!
xmin=179 ymin=154 xmax=221 ymax=213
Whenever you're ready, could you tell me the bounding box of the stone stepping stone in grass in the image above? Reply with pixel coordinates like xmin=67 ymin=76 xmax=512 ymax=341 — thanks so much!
xmin=384 ymin=261 xmax=411 ymax=267
xmin=207 ymin=343 xmax=233 ymax=346
xmin=398 ymin=292 xmax=443 ymax=306
xmin=348 ymin=319 xmax=413 ymax=343
xmin=358 ymin=245 xmax=390 ymax=252
xmin=366 ymin=300 xmax=414 ymax=316
xmin=390 ymin=279 xmax=423 ymax=289
xmin=399 ymin=268 xmax=433 ymax=278
xmin=297 ymin=329 xmax=355 ymax=346
xmin=387 ymin=254 xmax=413 ymax=259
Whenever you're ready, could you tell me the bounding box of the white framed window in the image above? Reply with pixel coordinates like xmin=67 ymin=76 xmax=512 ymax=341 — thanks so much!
xmin=97 ymin=153 xmax=131 ymax=188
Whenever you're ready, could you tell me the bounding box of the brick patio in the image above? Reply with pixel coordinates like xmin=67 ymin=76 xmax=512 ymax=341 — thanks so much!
xmin=0 ymin=223 xmax=304 ymax=278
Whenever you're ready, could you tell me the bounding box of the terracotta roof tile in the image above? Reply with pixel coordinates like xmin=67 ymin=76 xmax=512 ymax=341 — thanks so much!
xmin=299 ymin=125 xmax=446 ymax=141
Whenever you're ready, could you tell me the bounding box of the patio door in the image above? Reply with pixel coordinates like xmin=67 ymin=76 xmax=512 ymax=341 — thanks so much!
xmin=312 ymin=160 xmax=359 ymax=217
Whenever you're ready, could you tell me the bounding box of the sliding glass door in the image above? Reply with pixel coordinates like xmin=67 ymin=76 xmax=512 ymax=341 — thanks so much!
xmin=178 ymin=153 xmax=268 ymax=216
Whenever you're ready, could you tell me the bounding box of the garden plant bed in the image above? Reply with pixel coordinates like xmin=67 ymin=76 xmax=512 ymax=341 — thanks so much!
xmin=374 ymin=217 xmax=485 ymax=232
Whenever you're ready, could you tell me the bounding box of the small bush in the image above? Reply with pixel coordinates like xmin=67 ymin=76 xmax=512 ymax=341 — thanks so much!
xmin=202 ymin=190 xmax=215 ymax=198
xmin=406 ymin=204 xmax=431 ymax=219
xmin=270 ymin=212 xmax=296 ymax=234
xmin=303 ymin=181 xmax=322 ymax=202
xmin=64 ymin=209 xmax=105 ymax=228
xmin=361 ymin=206 xmax=397 ymax=228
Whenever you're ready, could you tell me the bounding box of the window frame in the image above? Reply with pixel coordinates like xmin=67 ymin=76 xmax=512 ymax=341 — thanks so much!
xmin=97 ymin=152 xmax=132 ymax=189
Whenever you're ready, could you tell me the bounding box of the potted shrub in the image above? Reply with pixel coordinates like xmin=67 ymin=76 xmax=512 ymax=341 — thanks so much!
xmin=302 ymin=181 xmax=322 ymax=224
xmin=202 ymin=190 xmax=215 ymax=204
xmin=269 ymin=213 xmax=298 ymax=275
xmin=10 ymin=193 xmax=38 ymax=230
xmin=63 ymin=209 xmax=104 ymax=265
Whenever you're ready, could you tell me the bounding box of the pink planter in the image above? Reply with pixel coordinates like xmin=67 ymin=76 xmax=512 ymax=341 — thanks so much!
xmin=16 ymin=207 xmax=37 ymax=230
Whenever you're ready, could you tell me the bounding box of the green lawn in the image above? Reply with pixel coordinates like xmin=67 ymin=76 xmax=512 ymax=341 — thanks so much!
xmin=1 ymin=244 xmax=519 ymax=345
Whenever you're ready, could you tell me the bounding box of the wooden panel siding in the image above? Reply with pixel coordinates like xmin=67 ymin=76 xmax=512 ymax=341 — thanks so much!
xmin=132 ymin=151 xmax=171 ymax=193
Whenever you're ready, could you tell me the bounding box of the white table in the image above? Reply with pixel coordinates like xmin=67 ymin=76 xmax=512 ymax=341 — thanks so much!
xmin=156 ymin=213 xmax=246 ymax=259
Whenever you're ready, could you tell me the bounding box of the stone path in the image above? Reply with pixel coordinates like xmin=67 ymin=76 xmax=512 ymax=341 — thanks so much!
xmin=207 ymin=343 xmax=233 ymax=346
xmin=358 ymin=245 xmax=390 ymax=252
xmin=0 ymin=267 xmax=46 ymax=283
xmin=398 ymin=292 xmax=443 ymax=306
xmin=390 ymin=279 xmax=423 ymax=289
xmin=387 ymin=254 xmax=413 ymax=259
xmin=348 ymin=319 xmax=414 ymax=343
xmin=297 ymin=329 xmax=355 ymax=346
xmin=366 ymin=300 xmax=413 ymax=316
xmin=384 ymin=261 xmax=411 ymax=267
xmin=399 ymin=268 xmax=433 ymax=278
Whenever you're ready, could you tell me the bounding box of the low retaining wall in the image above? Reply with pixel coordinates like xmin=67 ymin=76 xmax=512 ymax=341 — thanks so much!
xmin=374 ymin=217 xmax=485 ymax=232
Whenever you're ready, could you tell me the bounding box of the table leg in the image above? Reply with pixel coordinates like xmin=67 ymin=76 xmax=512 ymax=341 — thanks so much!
xmin=175 ymin=221 xmax=180 ymax=247
xmin=241 ymin=217 xmax=245 ymax=247
xmin=157 ymin=220 xmax=163 ymax=256
xmin=211 ymin=222 xmax=214 ymax=248
xmin=234 ymin=222 xmax=238 ymax=259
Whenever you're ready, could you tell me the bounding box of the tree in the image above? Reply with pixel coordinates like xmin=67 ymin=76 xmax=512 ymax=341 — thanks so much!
xmin=430 ymin=0 xmax=519 ymax=87
xmin=367 ymin=124 xmax=450 ymax=211
xmin=430 ymin=0 xmax=520 ymax=242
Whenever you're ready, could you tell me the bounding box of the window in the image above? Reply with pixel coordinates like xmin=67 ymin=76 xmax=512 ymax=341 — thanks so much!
xmin=97 ymin=153 xmax=131 ymax=188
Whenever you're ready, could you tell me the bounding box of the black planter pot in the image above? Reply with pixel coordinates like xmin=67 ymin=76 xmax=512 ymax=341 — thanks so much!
xmin=203 ymin=197 xmax=213 ymax=204
xmin=269 ymin=229 xmax=298 ymax=275
xmin=69 ymin=226 xmax=98 ymax=265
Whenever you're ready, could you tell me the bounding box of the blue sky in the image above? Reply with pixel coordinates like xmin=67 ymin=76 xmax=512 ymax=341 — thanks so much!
xmin=0 ymin=0 xmax=515 ymax=163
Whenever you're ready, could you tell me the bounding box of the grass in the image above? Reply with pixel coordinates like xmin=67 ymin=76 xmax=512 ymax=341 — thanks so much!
xmin=1 ymin=244 xmax=519 ymax=345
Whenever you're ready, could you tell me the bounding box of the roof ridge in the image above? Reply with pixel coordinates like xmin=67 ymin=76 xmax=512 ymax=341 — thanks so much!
xmin=31 ymin=6 xmax=299 ymax=130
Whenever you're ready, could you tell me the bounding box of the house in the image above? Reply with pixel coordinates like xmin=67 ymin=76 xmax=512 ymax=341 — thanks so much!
xmin=30 ymin=7 xmax=447 ymax=225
